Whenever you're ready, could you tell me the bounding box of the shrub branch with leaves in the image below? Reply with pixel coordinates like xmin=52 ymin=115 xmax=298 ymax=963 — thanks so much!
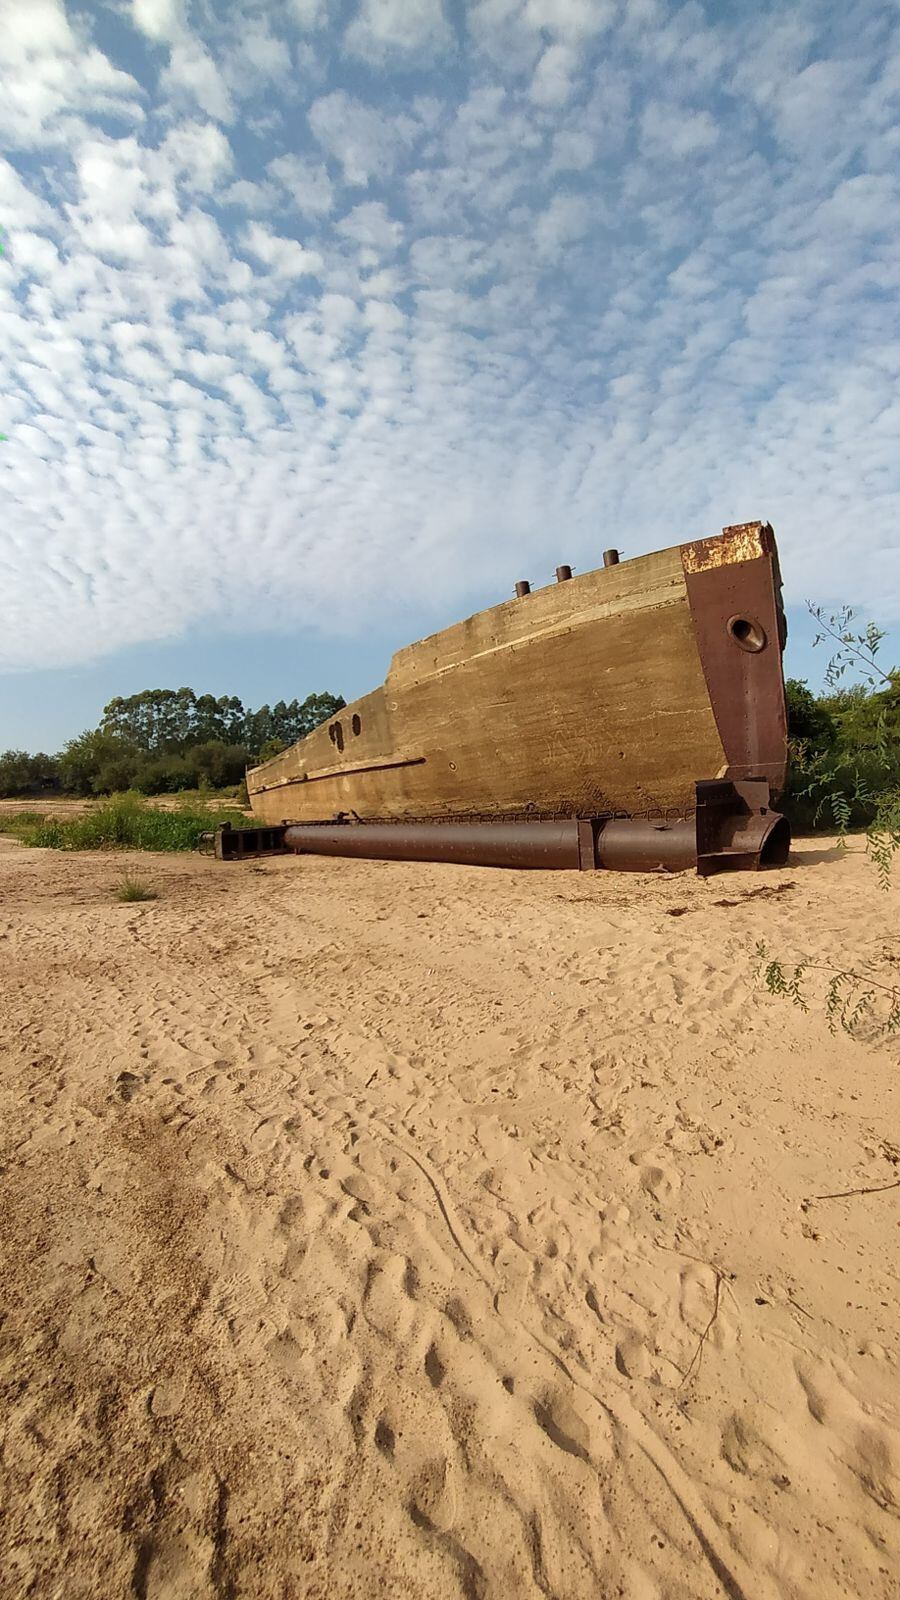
xmin=785 ymin=601 xmax=899 ymax=884
xmin=759 ymin=600 xmax=898 ymax=1040
xmin=755 ymin=942 xmax=900 ymax=1038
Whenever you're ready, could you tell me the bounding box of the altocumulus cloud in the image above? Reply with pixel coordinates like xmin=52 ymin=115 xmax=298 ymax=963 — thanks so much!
xmin=0 ymin=0 xmax=898 ymax=672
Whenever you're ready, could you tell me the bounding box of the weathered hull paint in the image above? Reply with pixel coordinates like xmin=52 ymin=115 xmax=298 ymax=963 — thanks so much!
xmin=247 ymin=522 xmax=788 ymax=827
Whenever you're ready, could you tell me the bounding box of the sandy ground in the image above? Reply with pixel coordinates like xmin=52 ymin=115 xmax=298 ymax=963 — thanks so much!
xmin=0 ymin=836 xmax=898 ymax=1600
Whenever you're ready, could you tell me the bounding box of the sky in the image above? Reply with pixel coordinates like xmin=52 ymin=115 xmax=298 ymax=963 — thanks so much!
xmin=1 ymin=0 xmax=898 ymax=753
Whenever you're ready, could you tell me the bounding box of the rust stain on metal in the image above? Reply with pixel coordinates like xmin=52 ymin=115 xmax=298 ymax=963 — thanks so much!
xmin=682 ymin=536 xmax=789 ymax=797
xmin=682 ymin=521 xmax=771 ymax=574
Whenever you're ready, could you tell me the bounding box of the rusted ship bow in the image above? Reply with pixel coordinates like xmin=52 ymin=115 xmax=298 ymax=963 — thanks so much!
xmin=219 ymin=521 xmax=791 ymax=875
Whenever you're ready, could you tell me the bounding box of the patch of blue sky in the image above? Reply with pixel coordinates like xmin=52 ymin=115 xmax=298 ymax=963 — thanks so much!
xmin=0 ymin=0 xmax=897 ymax=750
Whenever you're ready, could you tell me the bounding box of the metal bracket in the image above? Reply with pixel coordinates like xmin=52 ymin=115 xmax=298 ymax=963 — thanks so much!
xmin=199 ymin=822 xmax=287 ymax=860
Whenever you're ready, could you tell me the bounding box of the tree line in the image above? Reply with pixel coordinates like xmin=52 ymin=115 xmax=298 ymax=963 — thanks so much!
xmin=0 ymin=687 xmax=345 ymax=797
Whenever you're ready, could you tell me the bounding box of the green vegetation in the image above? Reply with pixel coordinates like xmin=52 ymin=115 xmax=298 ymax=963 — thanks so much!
xmin=758 ymin=603 xmax=898 ymax=1039
xmin=0 ymin=685 xmax=344 ymax=799
xmin=0 ymin=751 xmax=59 ymax=794
xmin=0 ymin=809 xmax=51 ymax=843
xmin=115 ymin=875 xmax=159 ymax=903
xmin=755 ymin=941 xmax=900 ymax=1038
xmin=0 ymin=793 xmax=246 ymax=851
xmin=782 ymin=604 xmax=899 ymax=880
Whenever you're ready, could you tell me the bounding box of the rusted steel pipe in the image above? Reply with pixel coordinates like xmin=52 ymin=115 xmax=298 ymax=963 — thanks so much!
xmin=283 ymin=819 xmax=582 ymax=869
xmin=555 ymin=565 xmax=572 ymax=582
xmin=514 ymin=580 xmax=531 ymax=597
xmin=595 ymin=817 xmax=697 ymax=873
xmin=603 ymin=548 xmax=620 ymax=567
xmin=212 ymin=781 xmax=790 ymax=875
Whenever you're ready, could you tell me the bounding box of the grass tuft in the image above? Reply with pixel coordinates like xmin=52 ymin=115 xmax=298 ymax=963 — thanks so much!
xmin=115 ymin=875 xmax=158 ymax=903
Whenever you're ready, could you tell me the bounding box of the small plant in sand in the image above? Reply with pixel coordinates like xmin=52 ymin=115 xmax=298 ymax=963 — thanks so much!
xmin=114 ymin=875 xmax=158 ymax=903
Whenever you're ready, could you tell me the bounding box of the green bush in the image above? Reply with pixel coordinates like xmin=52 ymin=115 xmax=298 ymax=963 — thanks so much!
xmin=130 ymin=753 xmax=197 ymax=795
xmin=783 ymin=670 xmax=899 ymax=835
xmin=56 ymin=731 xmax=136 ymax=796
xmin=188 ymin=741 xmax=252 ymax=789
xmin=0 ymin=810 xmax=52 ymax=843
xmin=0 ymin=749 xmax=60 ymax=795
xmin=9 ymin=794 xmax=246 ymax=852
xmin=92 ymin=754 xmax=143 ymax=795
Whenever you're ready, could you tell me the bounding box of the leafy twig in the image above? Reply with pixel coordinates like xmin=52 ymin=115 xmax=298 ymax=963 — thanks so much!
xmin=754 ymin=943 xmax=900 ymax=1037
xmin=806 ymin=601 xmax=893 ymax=689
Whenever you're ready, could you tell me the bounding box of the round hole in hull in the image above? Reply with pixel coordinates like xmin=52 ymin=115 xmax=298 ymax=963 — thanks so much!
xmin=727 ymin=614 xmax=767 ymax=652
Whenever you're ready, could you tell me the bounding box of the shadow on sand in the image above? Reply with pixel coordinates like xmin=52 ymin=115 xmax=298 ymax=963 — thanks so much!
xmin=788 ymin=844 xmax=851 ymax=867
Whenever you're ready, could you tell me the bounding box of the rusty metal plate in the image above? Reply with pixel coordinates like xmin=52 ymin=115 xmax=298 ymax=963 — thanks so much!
xmin=682 ymin=521 xmax=773 ymax=574
xmin=682 ymin=538 xmax=789 ymax=796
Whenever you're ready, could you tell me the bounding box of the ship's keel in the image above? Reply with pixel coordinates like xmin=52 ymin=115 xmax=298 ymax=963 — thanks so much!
xmin=205 ymin=779 xmax=789 ymax=876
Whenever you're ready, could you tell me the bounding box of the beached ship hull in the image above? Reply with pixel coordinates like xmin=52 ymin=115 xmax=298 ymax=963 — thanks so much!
xmin=247 ymin=522 xmax=789 ymax=832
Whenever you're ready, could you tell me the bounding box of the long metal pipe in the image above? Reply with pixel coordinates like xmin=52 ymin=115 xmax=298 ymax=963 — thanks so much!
xmin=283 ymin=819 xmax=582 ymax=869
xmin=210 ymin=779 xmax=790 ymax=874
xmin=595 ymin=818 xmax=698 ymax=872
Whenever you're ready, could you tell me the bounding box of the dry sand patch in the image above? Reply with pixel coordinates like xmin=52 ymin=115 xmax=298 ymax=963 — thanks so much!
xmin=0 ymin=839 xmax=898 ymax=1599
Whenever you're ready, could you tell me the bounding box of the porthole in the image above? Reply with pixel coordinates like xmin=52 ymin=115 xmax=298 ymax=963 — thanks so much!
xmin=329 ymin=720 xmax=344 ymax=752
xmin=726 ymin=615 xmax=767 ymax=653
xmin=351 ymin=713 xmax=361 ymax=736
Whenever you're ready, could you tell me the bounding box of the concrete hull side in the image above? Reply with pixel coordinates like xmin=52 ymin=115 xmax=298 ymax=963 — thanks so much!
xmin=247 ymin=524 xmax=788 ymax=827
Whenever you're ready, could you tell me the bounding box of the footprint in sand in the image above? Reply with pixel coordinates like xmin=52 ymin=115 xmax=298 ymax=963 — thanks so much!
xmin=407 ymin=1456 xmax=458 ymax=1533
xmin=424 ymin=1342 xmax=446 ymax=1388
xmin=614 ymin=1331 xmax=652 ymax=1380
xmin=678 ymin=1262 xmax=736 ymax=1355
xmin=636 ymin=1159 xmax=682 ymax=1204
xmin=720 ymin=1409 xmax=787 ymax=1482
xmin=363 ymin=1253 xmax=420 ymax=1341
xmin=796 ymin=1359 xmax=900 ymax=1513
